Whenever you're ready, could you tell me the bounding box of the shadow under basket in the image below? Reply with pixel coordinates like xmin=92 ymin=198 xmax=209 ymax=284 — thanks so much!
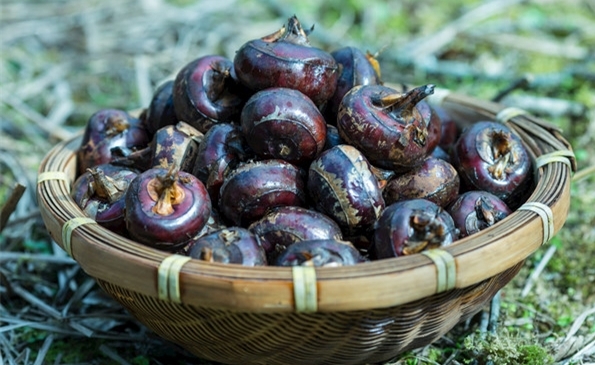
xmin=37 ymin=88 xmax=576 ymax=365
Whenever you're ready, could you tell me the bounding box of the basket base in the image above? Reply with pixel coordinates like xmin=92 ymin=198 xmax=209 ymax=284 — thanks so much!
xmin=95 ymin=261 xmax=523 ymax=365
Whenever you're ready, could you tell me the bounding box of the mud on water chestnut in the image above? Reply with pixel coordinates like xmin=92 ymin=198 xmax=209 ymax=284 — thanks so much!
xmin=308 ymin=144 xmax=385 ymax=236
xmin=149 ymin=122 xmax=204 ymax=173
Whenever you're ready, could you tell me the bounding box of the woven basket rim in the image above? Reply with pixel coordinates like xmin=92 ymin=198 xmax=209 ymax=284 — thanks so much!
xmin=37 ymin=87 xmax=574 ymax=313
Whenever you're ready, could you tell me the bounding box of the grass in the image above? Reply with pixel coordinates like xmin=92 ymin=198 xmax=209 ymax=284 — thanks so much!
xmin=1 ymin=0 xmax=594 ymax=364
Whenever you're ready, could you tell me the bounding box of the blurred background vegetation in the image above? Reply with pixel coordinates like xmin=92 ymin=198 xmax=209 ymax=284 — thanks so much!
xmin=1 ymin=0 xmax=594 ymax=364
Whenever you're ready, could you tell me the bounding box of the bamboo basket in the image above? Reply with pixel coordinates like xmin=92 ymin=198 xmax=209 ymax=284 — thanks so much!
xmin=37 ymin=88 xmax=575 ymax=365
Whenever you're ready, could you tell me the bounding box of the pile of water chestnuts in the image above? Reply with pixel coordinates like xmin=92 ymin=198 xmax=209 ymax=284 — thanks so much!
xmin=72 ymin=15 xmax=533 ymax=268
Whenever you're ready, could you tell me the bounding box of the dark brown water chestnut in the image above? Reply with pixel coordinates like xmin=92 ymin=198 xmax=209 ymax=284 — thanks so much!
xmin=192 ymin=122 xmax=250 ymax=204
xmin=274 ymin=239 xmax=364 ymax=267
xmin=433 ymin=104 xmax=459 ymax=153
xmin=431 ymin=145 xmax=452 ymax=163
xmin=373 ymin=199 xmax=459 ymax=258
xmin=323 ymin=46 xmax=381 ymax=124
xmin=308 ymin=144 xmax=385 ymax=236
xmin=417 ymin=98 xmax=442 ymax=156
xmin=149 ymin=122 xmax=204 ymax=173
xmin=337 ymin=84 xmax=436 ymax=171
xmin=451 ymin=121 xmax=532 ymax=204
xmin=233 ymin=15 xmax=339 ymax=106
xmin=219 ymin=159 xmax=307 ymax=227
xmin=383 ymin=156 xmax=460 ymax=208
xmin=186 ymin=227 xmax=267 ymax=266
xmin=125 ymin=166 xmax=211 ymax=250
xmin=77 ymin=109 xmax=150 ymax=175
xmin=447 ymin=190 xmax=512 ymax=238
xmin=72 ymin=164 xmax=138 ymax=236
xmin=324 ymin=124 xmax=345 ymax=150
xmin=248 ymin=206 xmax=343 ymax=261
xmin=144 ymin=80 xmax=178 ymax=135
xmin=173 ymin=55 xmax=246 ymax=133
xmin=190 ymin=207 xmax=228 ymax=245
xmin=241 ymin=87 xmax=326 ymax=166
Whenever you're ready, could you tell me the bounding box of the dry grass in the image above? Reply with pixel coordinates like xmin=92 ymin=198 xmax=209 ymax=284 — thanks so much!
xmin=1 ymin=0 xmax=594 ymax=364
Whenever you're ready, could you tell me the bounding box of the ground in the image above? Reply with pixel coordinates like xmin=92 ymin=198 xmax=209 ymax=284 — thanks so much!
xmin=1 ymin=0 xmax=594 ymax=364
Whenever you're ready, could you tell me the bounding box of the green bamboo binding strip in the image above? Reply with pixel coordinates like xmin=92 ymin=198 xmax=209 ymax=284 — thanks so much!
xmin=37 ymin=171 xmax=71 ymax=192
xmin=421 ymin=249 xmax=457 ymax=293
xmin=158 ymin=254 xmax=192 ymax=303
xmin=292 ymin=266 xmax=318 ymax=313
xmin=61 ymin=217 xmax=97 ymax=257
xmin=517 ymin=202 xmax=554 ymax=246
xmin=535 ymin=150 xmax=575 ymax=171
xmin=495 ymin=107 xmax=529 ymax=123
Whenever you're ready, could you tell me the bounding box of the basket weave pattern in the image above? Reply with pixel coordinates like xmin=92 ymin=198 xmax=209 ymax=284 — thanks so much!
xmin=37 ymin=89 xmax=575 ymax=365
xmin=96 ymin=262 xmax=522 ymax=365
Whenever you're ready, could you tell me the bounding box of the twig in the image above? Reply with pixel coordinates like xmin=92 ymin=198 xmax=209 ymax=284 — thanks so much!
xmin=502 ymin=94 xmax=586 ymax=118
xmin=0 ymin=183 xmax=26 ymax=233
xmin=492 ymin=75 xmax=534 ymax=102
xmin=561 ymin=337 xmax=595 ymax=365
xmin=68 ymin=321 xmax=95 ymax=337
xmin=9 ymin=64 xmax=69 ymax=100
xmin=443 ymin=350 xmax=461 ymax=365
xmin=398 ymin=0 xmax=526 ymax=61
xmin=134 ymin=54 xmax=153 ymax=108
xmin=0 ymin=333 xmax=15 ymax=364
xmin=564 ymin=307 xmax=595 ymax=343
xmin=55 ymin=265 xmax=81 ymax=304
xmin=479 ymin=291 xmax=502 ymax=337
xmin=0 ymin=317 xmax=142 ymax=341
xmin=10 ymin=282 xmax=63 ymax=320
xmin=488 ymin=291 xmax=501 ymax=334
xmin=2 ymin=210 xmax=42 ymax=229
xmin=99 ymin=345 xmax=133 ymax=365
xmin=479 ymin=306 xmax=490 ymax=337
xmin=6 ymin=279 xmax=94 ymax=336
xmin=16 ymin=348 xmax=30 ymax=365
xmin=62 ymin=278 xmax=96 ymax=317
xmin=0 ymin=92 xmax=73 ymax=142
xmin=521 ymin=244 xmax=558 ymax=297
xmin=33 ymin=334 xmax=54 ymax=365
xmin=0 ymin=252 xmax=77 ymax=265
xmin=0 ymin=150 xmax=35 ymax=214
xmin=572 ymin=165 xmax=595 ymax=182
xmin=475 ymin=33 xmax=589 ymax=60
xmin=45 ymin=81 xmax=74 ymax=128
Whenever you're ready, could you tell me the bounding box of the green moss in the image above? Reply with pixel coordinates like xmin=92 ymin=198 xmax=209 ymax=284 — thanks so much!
xmin=131 ymin=356 xmax=151 ymax=365
xmin=461 ymin=332 xmax=554 ymax=365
